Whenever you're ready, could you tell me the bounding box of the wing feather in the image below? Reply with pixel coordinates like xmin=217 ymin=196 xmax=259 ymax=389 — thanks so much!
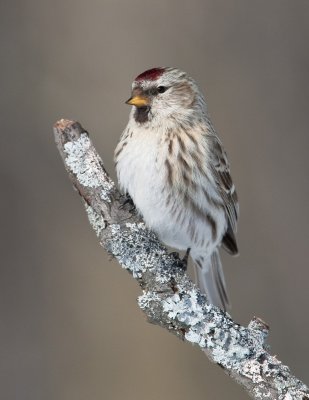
xmin=208 ymin=134 xmax=239 ymax=254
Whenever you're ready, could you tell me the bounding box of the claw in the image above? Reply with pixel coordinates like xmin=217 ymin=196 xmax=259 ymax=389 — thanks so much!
xmin=119 ymin=194 xmax=136 ymax=212
xmin=170 ymin=251 xmax=180 ymax=259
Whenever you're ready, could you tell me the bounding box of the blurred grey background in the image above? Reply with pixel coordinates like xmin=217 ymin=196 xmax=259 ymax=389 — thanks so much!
xmin=1 ymin=0 xmax=309 ymax=399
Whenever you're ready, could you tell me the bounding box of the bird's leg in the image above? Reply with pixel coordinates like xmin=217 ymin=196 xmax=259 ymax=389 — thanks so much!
xmin=182 ymin=248 xmax=191 ymax=270
xmin=119 ymin=193 xmax=136 ymax=213
xmin=169 ymin=249 xmax=190 ymax=293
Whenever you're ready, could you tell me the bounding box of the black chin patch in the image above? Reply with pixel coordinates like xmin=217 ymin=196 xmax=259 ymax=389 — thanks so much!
xmin=134 ymin=106 xmax=150 ymax=123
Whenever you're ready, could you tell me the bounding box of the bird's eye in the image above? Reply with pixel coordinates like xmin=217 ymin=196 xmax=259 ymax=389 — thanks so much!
xmin=157 ymin=86 xmax=167 ymax=94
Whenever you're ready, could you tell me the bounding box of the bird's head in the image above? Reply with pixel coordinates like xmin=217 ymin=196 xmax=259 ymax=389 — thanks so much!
xmin=126 ymin=67 xmax=205 ymax=126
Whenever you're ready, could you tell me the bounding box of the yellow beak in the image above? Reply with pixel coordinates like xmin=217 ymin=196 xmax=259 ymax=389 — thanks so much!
xmin=125 ymin=95 xmax=150 ymax=107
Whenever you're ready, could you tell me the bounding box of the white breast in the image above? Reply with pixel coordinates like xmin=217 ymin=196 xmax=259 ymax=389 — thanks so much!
xmin=115 ymin=122 xmax=227 ymax=255
xmin=116 ymin=125 xmax=169 ymax=228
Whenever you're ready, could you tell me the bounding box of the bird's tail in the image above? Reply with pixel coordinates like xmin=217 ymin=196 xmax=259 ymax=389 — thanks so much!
xmin=192 ymin=250 xmax=230 ymax=311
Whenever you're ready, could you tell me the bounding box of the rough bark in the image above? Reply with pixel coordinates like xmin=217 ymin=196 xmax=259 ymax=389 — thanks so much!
xmin=54 ymin=118 xmax=309 ymax=400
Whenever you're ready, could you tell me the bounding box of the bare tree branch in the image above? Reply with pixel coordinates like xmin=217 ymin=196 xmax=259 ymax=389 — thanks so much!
xmin=53 ymin=118 xmax=309 ymax=400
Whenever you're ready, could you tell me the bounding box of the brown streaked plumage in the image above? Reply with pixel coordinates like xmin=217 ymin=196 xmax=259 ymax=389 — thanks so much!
xmin=165 ymin=159 xmax=173 ymax=186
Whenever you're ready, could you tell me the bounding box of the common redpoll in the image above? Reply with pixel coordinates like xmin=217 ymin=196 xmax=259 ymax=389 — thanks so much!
xmin=115 ymin=67 xmax=238 ymax=310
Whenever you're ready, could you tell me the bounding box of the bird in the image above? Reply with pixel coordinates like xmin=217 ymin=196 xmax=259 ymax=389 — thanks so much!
xmin=114 ymin=67 xmax=239 ymax=310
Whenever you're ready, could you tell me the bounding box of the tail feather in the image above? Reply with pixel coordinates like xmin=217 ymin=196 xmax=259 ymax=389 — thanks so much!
xmin=193 ymin=250 xmax=230 ymax=311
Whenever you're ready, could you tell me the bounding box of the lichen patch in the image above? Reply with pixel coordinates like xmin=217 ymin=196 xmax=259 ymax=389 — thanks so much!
xmin=64 ymin=133 xmax=114 ymax=201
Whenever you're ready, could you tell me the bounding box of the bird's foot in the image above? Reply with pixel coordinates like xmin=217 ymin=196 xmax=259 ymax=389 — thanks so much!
xmin=182 ymin=248 xmax=191 ymax=271
xmin=119 ymin=194 xmax=136 ymax=213
xmin=170 ymin=248 xmax=190 ymax=271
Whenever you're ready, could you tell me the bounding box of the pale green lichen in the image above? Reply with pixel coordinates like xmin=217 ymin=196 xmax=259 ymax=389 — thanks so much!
xmin=138 ymin=291 xmax=161 ymax=309
xmin=162 ymin=288 xmax=252 ymax=366
xmin=85 ymin=205 xmax=106 ymax=236
xmin=64 ymin=133 xmax=114 ymax=201
xmin=163 ymin=290 xmax=204 ymax=326
xmin=109 ymin=222 xmax=170 ymax=279
xmin=109 ymin=224 xmax=147 ymax=278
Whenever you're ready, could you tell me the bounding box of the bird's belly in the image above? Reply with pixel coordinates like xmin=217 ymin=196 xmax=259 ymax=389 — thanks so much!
xmin=153 ymin=204 xmax=226 ymax=254
xmin=142 ymin=195 xmax=226 ymax=255
xmin=116 ymin=134 xmax=226 ymax=254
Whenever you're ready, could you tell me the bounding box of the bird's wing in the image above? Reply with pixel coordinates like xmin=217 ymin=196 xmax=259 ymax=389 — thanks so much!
xmin=208 ymin=134 xmax=239 ymax=255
